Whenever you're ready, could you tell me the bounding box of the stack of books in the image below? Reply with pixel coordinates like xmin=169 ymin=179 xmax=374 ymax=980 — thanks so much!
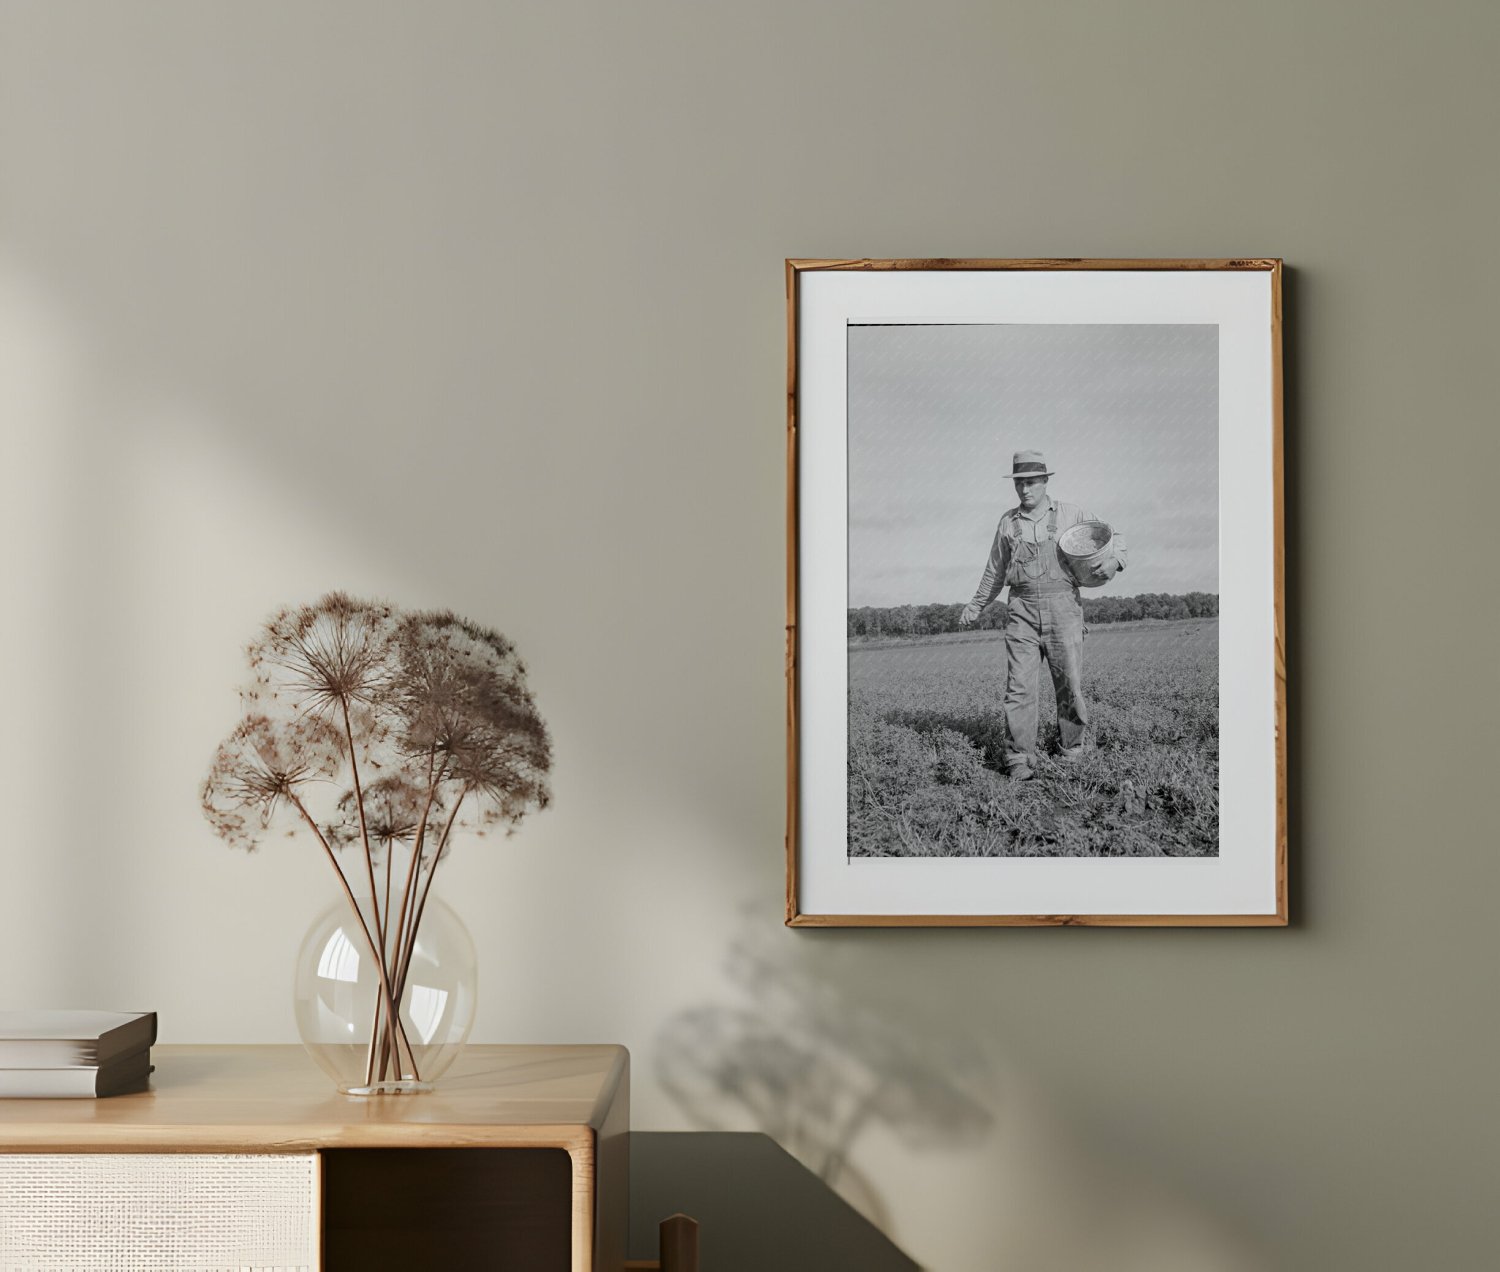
xmin=0 ymin=1010 xmax=157 ymax=1098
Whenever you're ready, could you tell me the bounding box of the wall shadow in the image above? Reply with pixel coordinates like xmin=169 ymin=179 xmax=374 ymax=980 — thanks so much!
xmin=653 ymin=908 xmax=997 ymax=1233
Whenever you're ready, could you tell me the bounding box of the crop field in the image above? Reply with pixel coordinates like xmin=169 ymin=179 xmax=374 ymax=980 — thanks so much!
xmin=848 ymin=619 xmax=1218 ymax=857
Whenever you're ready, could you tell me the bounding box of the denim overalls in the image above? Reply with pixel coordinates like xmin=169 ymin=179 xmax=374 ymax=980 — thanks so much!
xmin=1002 ymin=503 xmax=1088 ymax=772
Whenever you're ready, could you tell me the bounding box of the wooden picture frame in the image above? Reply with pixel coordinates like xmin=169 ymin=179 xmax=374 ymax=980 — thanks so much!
xmin=786 ymin=259 xmax=1285 ymax=927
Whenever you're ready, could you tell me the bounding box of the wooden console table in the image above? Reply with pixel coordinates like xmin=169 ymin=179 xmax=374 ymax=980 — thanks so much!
xmin=0 ymin=1043 xmax=630 ymax=1271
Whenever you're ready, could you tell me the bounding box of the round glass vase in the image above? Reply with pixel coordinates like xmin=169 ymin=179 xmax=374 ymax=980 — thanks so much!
xmin=293 ymin=893 xmax=477 ymax=1095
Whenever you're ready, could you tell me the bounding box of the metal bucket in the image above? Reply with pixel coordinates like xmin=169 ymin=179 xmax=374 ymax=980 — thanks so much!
xmin=1057 ymin=520 xmax=1121 ymax=588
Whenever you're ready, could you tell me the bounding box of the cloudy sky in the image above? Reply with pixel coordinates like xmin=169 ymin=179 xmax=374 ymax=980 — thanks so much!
xmin=847 ymin=323 xmax=1218 ymax=607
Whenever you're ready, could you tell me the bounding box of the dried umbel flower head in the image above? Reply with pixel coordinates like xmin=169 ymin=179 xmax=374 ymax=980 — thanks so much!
xmin=390 ymin=610 xmax=552 ymax=837
xmin=244 ymin=592 xmax=398 ymax=722
xmin=201 ymin=714 xmax=346 ymax=851
xmin=327 ymin=775 xmax=446 ymax=862
xmin=207 ymin=594 xmax=552 ymax=858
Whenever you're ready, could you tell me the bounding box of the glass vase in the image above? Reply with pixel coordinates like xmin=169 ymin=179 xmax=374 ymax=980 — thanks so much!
xmin=293 ymin=892 xmax=477 ymax=1095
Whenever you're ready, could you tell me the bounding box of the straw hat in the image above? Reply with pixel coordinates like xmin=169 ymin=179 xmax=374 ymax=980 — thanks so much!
xmin=1006 ymin=449 xmax=1054 ymax=479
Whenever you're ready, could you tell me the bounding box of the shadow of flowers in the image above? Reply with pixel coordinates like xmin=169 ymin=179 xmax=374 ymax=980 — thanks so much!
xmin=655 ymin=911 xmax=997 ymax=1228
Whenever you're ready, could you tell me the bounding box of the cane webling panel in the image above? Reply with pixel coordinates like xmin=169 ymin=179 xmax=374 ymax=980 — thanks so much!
xmin=0 ymin=1153 xmax=318 ymax=1271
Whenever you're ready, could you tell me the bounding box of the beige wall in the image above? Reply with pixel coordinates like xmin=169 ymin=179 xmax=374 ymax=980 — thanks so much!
xmin=1 ymin=3 xmax=1495 ymax=1269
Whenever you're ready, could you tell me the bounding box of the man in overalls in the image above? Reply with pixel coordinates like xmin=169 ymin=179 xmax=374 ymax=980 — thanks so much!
xmin=958 ymin=450 xmax=1126 ymax=780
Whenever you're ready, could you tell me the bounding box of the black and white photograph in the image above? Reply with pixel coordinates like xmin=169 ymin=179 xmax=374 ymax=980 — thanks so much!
xmin=846 ymin=322 xmax=1219 ymax=860
xmin=788 ymin=260 xmax=1285 ymax=925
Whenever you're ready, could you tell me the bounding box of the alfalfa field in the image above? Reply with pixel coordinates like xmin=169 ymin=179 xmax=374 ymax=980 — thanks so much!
xmin=847 ymin=618 xmax=1218 ymax=857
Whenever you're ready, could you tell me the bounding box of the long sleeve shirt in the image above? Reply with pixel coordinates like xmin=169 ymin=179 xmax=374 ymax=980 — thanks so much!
xmin=968 ymin=498 xmax=1128 ymax=610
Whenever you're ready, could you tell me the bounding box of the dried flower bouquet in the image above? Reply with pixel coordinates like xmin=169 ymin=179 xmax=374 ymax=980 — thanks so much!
xmin=202 ymin=593 xmax=551 ymax=1087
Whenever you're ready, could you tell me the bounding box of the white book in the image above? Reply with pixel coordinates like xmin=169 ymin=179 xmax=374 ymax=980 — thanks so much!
xmin=0 ymin=1009 xmax=157 ymax=1068
xmin=0 ymin=1048 xmax=153 ymax=1098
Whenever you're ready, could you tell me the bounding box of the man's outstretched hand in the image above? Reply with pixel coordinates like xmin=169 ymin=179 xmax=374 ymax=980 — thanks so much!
xmin=959 ymin=601 xmax=983 ymax=628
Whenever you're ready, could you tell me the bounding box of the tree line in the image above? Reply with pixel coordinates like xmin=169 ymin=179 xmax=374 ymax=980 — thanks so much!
xmin=847 ymin=592 xmax=1218 ymax=639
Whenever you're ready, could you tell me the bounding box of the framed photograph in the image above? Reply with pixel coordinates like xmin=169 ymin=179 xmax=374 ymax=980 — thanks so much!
xmin=786 ymin=258 xmax=1285 ymax=927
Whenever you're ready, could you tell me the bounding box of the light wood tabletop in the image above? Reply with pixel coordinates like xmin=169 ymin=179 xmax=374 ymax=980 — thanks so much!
xmin=0 ymin=1043 xmax=629 ymax=1154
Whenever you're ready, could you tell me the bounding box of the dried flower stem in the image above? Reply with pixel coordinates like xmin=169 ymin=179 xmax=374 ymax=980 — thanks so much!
xmin=387 ymin=749 xmax=440 ymax=988
xmin=287 ymin=790 xmax=414 ymax=1081
xmin=338 ymin=698 xmax=392 ymax=1089
xmin=340 ymin=699 xmax=385 ymax=948
xmin=372 ymin=747 xmax=443 ymax=1083
xmin=364 ymin=847 xmax=398 ymax=1085
xmin=395 ymin=783 xmax=470 ymax=1003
